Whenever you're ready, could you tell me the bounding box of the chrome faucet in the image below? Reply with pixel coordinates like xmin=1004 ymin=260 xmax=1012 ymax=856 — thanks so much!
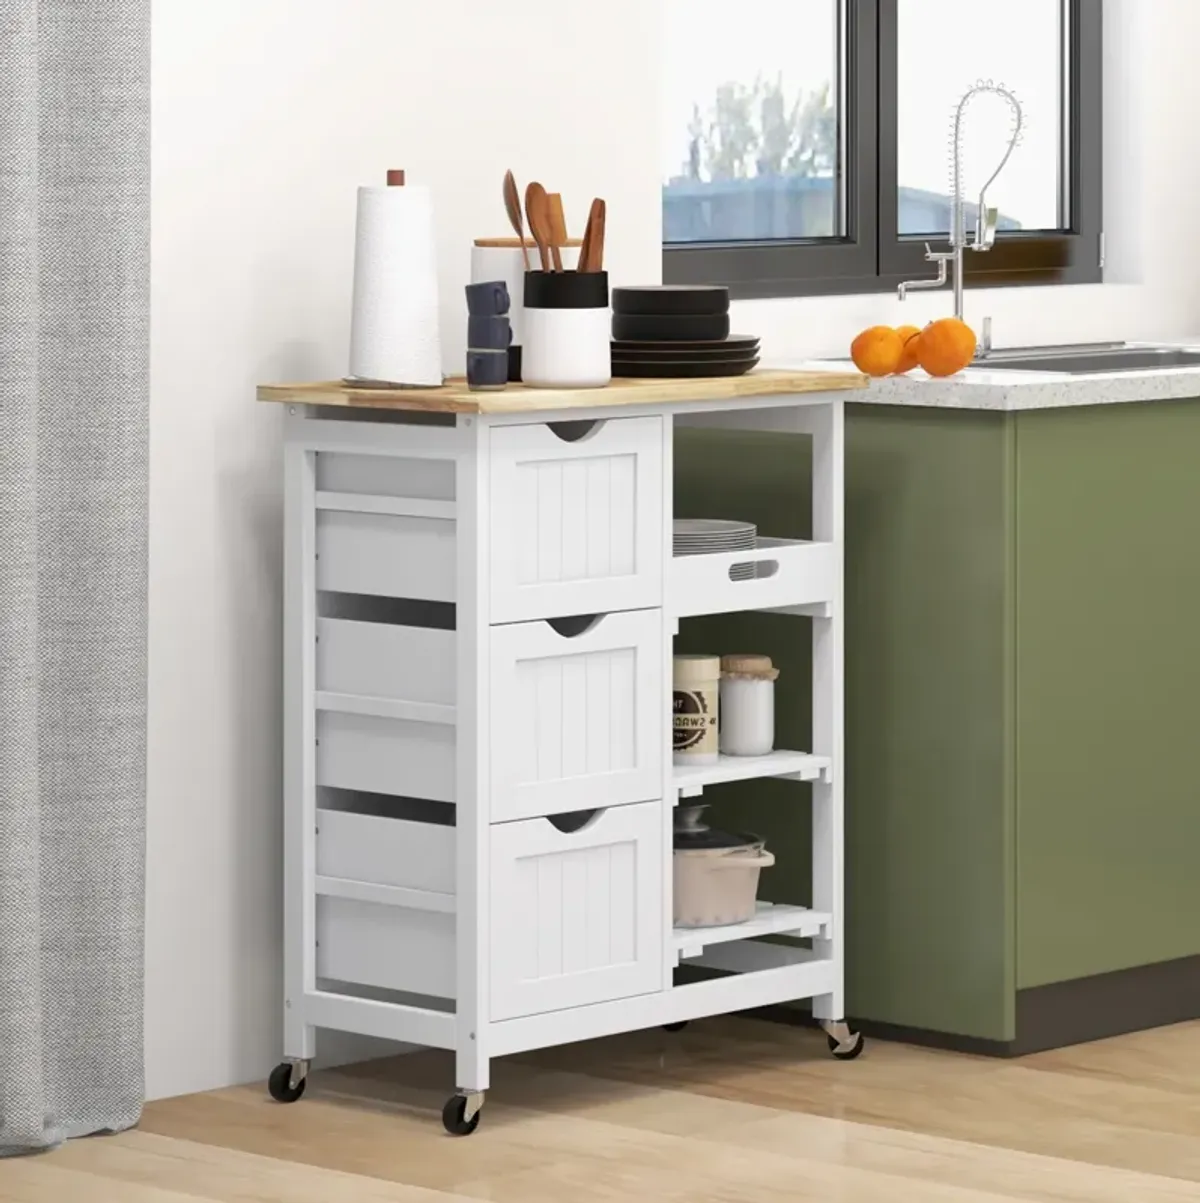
xmin=898 ymin=81 xmax=1023 ymax=356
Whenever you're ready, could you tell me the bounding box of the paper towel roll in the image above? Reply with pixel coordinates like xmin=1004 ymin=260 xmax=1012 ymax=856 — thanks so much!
xmin=349 ymin=183 xmax=443 ymax=386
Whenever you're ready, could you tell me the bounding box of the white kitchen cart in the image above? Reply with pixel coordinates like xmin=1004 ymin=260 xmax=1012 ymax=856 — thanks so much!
xmin=258 ymin=369 xmax=867 ymax=1135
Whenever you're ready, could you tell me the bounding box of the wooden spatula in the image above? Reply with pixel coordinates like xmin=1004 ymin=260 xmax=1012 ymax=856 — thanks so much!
xmin=524 ymin=182 xmax=552 ymax=272
xmin=547 ymin=193 xmax=567 ymax=272
xmin=578 ymin=198 xmax=606 ymax=272
xmin=590 ymin=198 xmax=606 ymax=271
xmin=578 ymin=199 xmax=597 ymax=271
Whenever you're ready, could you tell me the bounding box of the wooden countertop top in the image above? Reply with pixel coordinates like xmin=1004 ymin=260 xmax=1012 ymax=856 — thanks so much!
xmin=256 ymin=370 xmax=867 ymax=415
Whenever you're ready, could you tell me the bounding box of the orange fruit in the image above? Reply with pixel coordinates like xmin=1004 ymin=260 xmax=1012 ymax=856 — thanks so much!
xmin=850 ymin=326 xmax=904 ymax=377
xmin=916 ymin=317 xmax=977 ymax=377
xmin=894 ymin=325 xmax=923 ymax=374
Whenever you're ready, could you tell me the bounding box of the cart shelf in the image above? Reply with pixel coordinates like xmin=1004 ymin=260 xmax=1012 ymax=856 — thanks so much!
xmin=673 ymin=750 xmax=830 ymax=797
xmin=673 ymin=902 xmax=832 ymax=961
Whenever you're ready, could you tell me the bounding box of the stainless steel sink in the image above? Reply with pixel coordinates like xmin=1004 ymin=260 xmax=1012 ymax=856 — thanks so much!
xmin=975 ymin=344 xmax=1200 ymax=374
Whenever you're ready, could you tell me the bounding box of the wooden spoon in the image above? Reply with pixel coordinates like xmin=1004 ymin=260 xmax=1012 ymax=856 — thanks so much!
xmin=524 ymin=182 xmax=552 ymax=272
xmin=547 ymin=193 xmax=567 ymax=272
xmin=503 ymin=170 xmax=530 ymax=271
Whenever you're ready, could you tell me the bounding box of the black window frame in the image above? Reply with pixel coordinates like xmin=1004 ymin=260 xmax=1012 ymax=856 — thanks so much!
xmin=663 ymin=0 xmax=1103 ymax=299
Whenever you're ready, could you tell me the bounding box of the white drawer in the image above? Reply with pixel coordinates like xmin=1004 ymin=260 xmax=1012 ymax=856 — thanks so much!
xmin=489 ymin=611 xmax=663 ymax=822
xmin=489 ymin=801 xmax=664 ymax=1021
xmin=316 ymin=618 xmax=454 ymax=720
xmin=488 ymin=417 xmax=664 ymax=622
xmin=316 ymin=711 xmax=454 ymax=803
xmin=316 ymin=897 xmax=453 ymax=999
xmin=316 ymin=808 xmax=454 ymax=897
xmin=316 ymin=509 xmax=454 ymax=601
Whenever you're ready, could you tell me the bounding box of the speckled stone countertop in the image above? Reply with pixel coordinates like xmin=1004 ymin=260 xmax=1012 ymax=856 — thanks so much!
xmin=781 ymin=342 xmax=1200 ymax=412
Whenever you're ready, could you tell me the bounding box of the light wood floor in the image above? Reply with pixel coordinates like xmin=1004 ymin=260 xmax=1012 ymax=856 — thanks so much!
xmin=4 ymin=1016 xmax=1200 ymax=1201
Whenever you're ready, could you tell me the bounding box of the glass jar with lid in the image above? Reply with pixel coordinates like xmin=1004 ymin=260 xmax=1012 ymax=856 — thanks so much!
xmin=719 ymin=654 xmax=778 ymax=757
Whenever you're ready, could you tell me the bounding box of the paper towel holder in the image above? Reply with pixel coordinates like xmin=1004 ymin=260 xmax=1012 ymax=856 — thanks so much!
xmin=386 ymin=169 xmax=406 ymax=187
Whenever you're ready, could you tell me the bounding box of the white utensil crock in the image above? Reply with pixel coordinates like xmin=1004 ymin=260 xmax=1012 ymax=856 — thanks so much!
xmin=522 ymin=270 xmax=611 ymax=389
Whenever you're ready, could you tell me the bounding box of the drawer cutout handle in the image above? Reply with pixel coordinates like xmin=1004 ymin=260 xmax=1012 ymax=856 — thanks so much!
xmin=546 ymin=613 xmax=605 ymax=638
xmin=547 ymin=419 xmax=605 ymax=444
xmin=730 ymin=560 xmax=778 ymax=583
xmin=545 ymin=809 xmax=603 ymax=835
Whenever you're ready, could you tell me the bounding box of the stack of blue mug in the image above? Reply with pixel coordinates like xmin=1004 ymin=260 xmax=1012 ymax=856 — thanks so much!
xmin=465 ymin=281 xmax=512 ymax=391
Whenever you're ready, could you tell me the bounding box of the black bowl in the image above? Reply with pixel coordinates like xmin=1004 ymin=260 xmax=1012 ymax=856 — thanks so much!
xmin=612 ymin=311 xmax=731 ymax=342
xmin=612 ymin=285 xmax=730 ymax=316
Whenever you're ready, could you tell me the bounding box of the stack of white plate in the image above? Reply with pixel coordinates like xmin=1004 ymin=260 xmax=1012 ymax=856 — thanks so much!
xmin=673 ymin=518 xmax=757 ymax=581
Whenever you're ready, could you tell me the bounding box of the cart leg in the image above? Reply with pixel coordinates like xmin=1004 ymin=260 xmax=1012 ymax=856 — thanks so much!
xmin=456 ymin=1037 xmax=490 ymax=1095
xmin=446 ymin=1033 xmax=488 ymax=1135
xmin=282 ymin=436 xmax=318 ymax=1080
xmin=449 ymin=416 xmax=490 ymax=1139
xmin=284 ymin=1012 xmax=316 ymax=1063
xmin=809 ymin=400 xmax=846 ymax=1031
xmin=272 ymin=995 xmax=314 ymax=1104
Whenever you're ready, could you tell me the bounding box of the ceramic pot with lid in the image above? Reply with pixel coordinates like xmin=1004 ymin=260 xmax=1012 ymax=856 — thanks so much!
xmin=673 ymin=804 xmax=774 ymax=928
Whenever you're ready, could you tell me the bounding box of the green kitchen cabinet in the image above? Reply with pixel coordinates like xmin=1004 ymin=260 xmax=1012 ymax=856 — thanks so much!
xmin=674 ymin=399 xmax=1200 ymax=1048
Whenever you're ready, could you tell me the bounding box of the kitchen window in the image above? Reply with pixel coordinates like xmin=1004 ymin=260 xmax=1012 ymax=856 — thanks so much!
xmin=662 ymin=0 xmax=1102 ymax=298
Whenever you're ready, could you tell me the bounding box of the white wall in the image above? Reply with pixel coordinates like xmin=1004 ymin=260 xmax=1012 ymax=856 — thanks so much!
xmin=147 ymin=0 xmax=1200 ymax=1100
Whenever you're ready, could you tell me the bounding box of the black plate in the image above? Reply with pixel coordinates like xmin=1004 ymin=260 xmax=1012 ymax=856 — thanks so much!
xmin=613 ymin=311 xmax=731 ymax=342
xmin=612 ymin=285 xmax=730 ymax=317
xmin=615 ymin=351 xmax=755 ymax=363
xmin=611 ymin=334 xmax=760 ymax=354
xmin=612 ymin=351 xmax=758 ymax=366
xmin=611 ymin=358 xmax=760 ymax=379
xmin=611 ymin=341 xmax=758 ymax=362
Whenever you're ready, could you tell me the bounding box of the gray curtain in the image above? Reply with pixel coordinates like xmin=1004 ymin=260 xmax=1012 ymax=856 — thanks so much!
xmin=0 ymin=0 xmax=150 ymax=1155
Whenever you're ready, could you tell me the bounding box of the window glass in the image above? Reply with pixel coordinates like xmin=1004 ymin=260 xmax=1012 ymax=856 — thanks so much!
xmin=897 ymin=0 xmax=1063 ymax=236
xmin=663 ymin=0 xmax=844 ymax=244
